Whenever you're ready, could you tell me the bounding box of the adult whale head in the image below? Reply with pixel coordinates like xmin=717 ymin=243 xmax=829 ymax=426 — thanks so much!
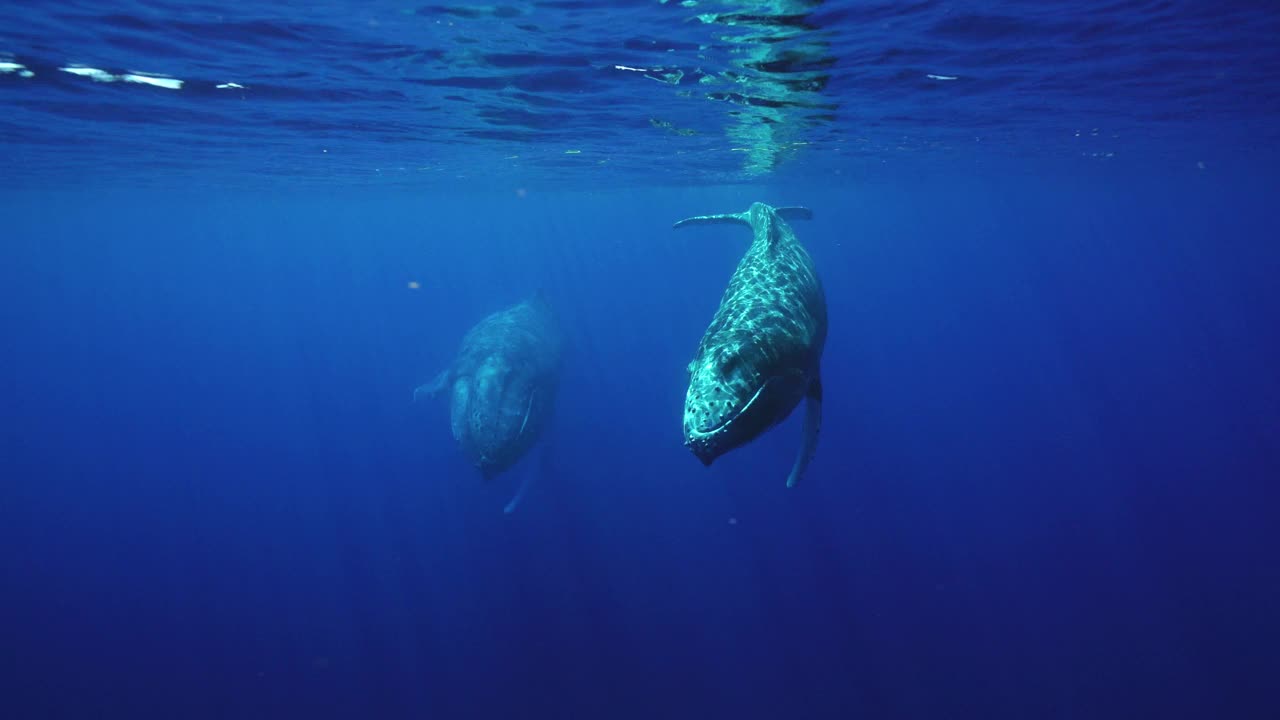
xmin=675 ymin=202 xmax=826 ymax=487
xmin=415 ymin=291 xmax=563 ymax=511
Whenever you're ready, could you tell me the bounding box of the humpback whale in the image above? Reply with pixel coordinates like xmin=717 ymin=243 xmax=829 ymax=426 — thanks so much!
xmin=675 ymin=202 xmax=826 ymax=487
xmin=415 ymin=291 xmax=563 ymax=512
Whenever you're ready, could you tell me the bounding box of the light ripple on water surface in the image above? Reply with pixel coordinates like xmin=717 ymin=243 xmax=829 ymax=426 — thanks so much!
xmin=0 ymin=0 xmax=1277 ymax=187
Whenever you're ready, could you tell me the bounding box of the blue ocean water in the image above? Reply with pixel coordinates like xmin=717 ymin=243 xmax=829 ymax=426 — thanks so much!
xmin=2 ymin=2 xmax=1279 ymax=719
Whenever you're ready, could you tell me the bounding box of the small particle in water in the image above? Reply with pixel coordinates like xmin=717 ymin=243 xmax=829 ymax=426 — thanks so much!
xmin=564 ymin=149 xmax=581 ymax=154
xmin=1197 ymin=161 xmax=1207 ymax=170
xmin=728 ymin=517 xmax=738 ymax=525
xmin=926 ymin=74 xmax=957 ymax=81
xmin=407 ymin=281 xmax=420 ymax=290
xmin=515 ymin=188 xmax=527 ymax=198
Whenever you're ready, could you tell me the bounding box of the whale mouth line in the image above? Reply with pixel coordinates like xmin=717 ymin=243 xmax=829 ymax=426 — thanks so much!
xmin=469 ymin=389 xmax=540 ymax=475
xmin=688 ymin=380 xmax=769 ymax=438
xmin=688 ymin=369 xmax=808 ymax=440
xmin=516 ymin=390 xmax=535 ymax=438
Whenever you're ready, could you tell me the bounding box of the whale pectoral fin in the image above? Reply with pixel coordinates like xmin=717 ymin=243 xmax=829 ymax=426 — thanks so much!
xmin=786 ymin=373 xmax=823 ymax=488
xmin=775 ymin=206 xmax=813 ymax=222
xmin=413 ymin=368 xmax=450 ymax=403
xmin=503 ymin=470 xmax=535 ymax=514
xmin=673 ymin=212 xmax=750 ymax=230
xmin=505 ymin=409 xmax=550 ymax=515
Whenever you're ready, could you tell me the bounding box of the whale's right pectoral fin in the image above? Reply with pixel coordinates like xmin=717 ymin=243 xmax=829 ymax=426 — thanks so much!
xmin=503 ymin=468 xmax=535 ymax=515
xmin=673 ymin=212 xmax=750 ymax=230
xmin=505 ymin=399 xmax=555 ymax=515
xmin=785 ymin=373 xmax=823 ymax=488
xmin=413 ymin=368 xmax=450 ymax=403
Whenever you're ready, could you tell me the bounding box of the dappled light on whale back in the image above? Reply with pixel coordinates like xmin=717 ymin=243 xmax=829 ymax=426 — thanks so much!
xmin=675 ymin=202 xmax=826 ymax=487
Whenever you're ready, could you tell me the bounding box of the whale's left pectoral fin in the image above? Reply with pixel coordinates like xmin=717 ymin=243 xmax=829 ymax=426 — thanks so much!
xmin=786 ymin=373 xmax=823 ymax=488
xmin=413 ymin=368 xmax=450 ymax=403
xmin=775 ymin=206 xmax=814 ymax=222
xmin=673 ymin=212 xmax=750 ymax=230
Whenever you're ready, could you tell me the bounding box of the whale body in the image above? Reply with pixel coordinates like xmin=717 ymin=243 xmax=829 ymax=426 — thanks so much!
xmin=416 ymin=292 xmax=563 ymax=511
xmin=675 ymin=202 xmax=826 ymax=487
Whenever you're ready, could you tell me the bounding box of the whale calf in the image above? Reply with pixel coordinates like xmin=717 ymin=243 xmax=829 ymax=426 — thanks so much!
xmin=675 ymin=202 xmax=826 ymax=486
xmin=415 ymin=291 xmax=563 ymax=512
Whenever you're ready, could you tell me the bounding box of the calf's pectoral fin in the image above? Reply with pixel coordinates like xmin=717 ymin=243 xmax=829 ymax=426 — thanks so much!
xmin=504 ymin=391 xmax=543 ymax=515
xmin=785 ymin=373 xmax=823 ymax=488
xmin=503 ymin=469 xmax=535 ymax=515
xmin=413 ymin=368 xmax=450 ymax=403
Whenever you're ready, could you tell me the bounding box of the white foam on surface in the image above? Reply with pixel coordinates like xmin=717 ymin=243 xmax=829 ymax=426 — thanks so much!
xmin=61 ymin=66 xmax=117 ymax=81
xmin=123 ymin=73 xmax=183 ymax=89
xmin=60 ymin=66 xmax=183 ymax=89
xmin=1 ymin=61 xmax=33 ymax=77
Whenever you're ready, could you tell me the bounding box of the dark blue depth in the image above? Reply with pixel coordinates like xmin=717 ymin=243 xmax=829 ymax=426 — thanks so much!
xmin=2 ymin=2 xmax=1280 ymax=719
xmin=4 ymin=174 xmax=1278 ymax=718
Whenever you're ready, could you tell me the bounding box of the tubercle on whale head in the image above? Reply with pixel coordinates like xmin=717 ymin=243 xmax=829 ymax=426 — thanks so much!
xmin=683 ymin=367 xmax=810 ymax=469
xmin=682 ymin=353 xmax=756 ymax=467
xmin=686 ymin=438 xmax=716 ymax=466
xmin=685 ymin=350 xmax=754 ymax=431
xmin=684 ymin=435 xmax=718 ymax=467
